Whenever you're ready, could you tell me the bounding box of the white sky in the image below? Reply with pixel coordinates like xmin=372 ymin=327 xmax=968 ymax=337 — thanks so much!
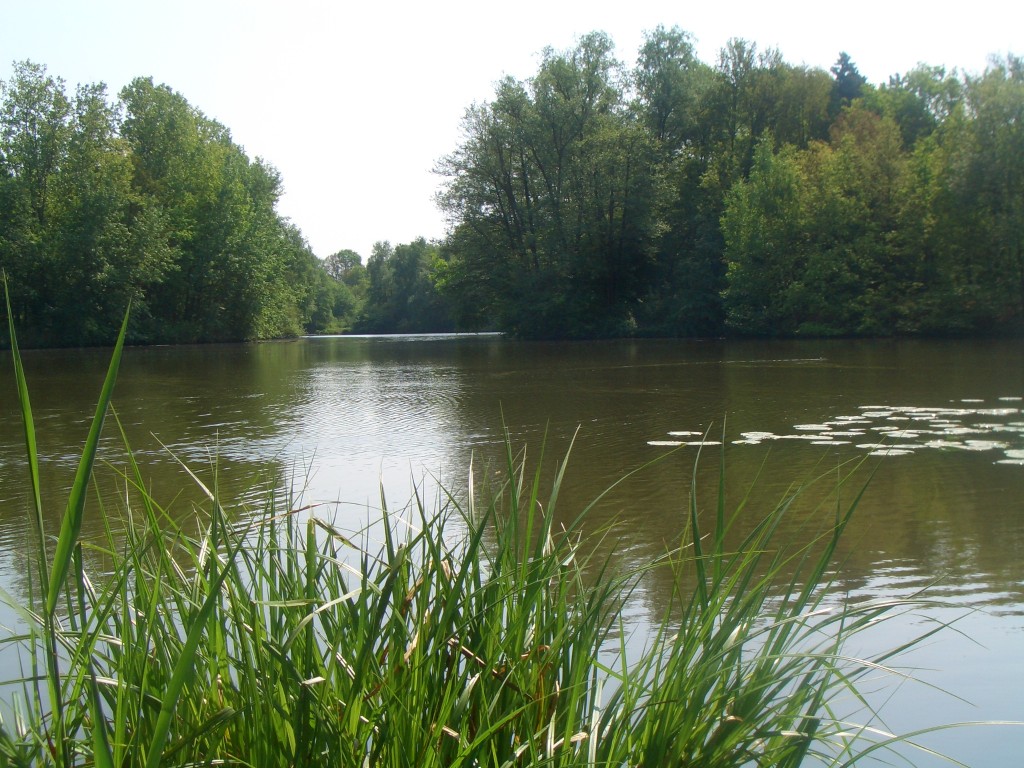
xmin=2 ymin=1 xmax=1019 ymax=260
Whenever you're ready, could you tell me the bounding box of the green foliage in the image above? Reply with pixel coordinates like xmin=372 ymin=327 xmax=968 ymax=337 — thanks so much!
xmin=861 ymin=65 xmax=962 ymax=149
xmin=0 ymin=63 xmax=346 ymax=347
xmin=5 ymin=36 xmax=1023 ymax=345
xmin=828 ymin=52 xmax=869 ymax=119
xmin=723 ymin=108 xmax=912 ymax=336
xmin=0 ymin=63 xmax=170 ymax=345
xmin=719 ymin=55 xmax=1024 ymax=337
xmin=437 ymin=33 xmax=663 ymax=338
xmin=4 ymin=297 xmax=1015 ymax=765
xmin=356 ymin=238 xmax=455 ymax=333
xmin=438 ymin=32 xmax=1023 ymax=339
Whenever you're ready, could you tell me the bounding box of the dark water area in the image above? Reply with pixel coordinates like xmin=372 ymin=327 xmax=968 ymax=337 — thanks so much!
xmin=0 ymin=335 xmax=1022 ymax=764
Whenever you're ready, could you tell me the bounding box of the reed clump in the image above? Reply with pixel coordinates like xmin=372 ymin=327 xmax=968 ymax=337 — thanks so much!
xmin=0 ymin=286 xmax=972 ymax=767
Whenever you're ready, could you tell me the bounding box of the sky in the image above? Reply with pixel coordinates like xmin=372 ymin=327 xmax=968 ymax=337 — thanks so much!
xmin=2 ymin=1 xmax=1020 ymax=260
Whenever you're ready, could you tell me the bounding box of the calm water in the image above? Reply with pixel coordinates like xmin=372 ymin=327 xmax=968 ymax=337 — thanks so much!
xmin=1 ymin=335 xmax=1022 ymax=764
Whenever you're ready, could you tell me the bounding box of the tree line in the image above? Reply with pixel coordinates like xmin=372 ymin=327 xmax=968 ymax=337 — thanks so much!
xmin=431 ymin=29 xmax=1024 ymax=338
xmin=0 ymin=61 xmax=351 ymax=346
xmin=4 ymin=29 xmax=1023 ymax=345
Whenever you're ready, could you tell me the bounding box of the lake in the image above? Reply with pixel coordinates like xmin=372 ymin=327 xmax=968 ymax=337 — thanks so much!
xmin=1 ymin=335 xmax=1022 ymax=765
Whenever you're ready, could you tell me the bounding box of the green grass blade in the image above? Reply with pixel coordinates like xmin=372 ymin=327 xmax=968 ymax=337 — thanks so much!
xmin=73 ymin=544 xmax=116 ymax=768
xmin=144 ymin=525 xmax=246 ymax=768
xmin=5 ymin=276 xmax=70 ymax=763
xmin=3 ymin=277 xmax=47 ymax=579
xmin=46 ymin=305 xmax=130 ymax=617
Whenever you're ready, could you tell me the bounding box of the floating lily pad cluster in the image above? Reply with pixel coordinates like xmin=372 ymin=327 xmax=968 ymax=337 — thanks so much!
xmin=650 ymin=397 xmax=1024 ymax=466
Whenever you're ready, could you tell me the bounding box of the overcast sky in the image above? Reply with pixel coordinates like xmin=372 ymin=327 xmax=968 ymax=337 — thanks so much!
xmin=3 ymin=1 xmax=1020 ymax=260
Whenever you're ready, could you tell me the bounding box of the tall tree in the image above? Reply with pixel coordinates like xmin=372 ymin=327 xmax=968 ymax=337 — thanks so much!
xmin=323 ymin=248 xmax=362 ymax=281
xmin=438 ymin=33 xmax=662 ymax=337
xmin=120 ymin=77 xmax=310 ymax=341
xmin=0 ymin=61 xmax=71 ymax=335
xmin=863 ymin=65 xmax=962 ymax=148
xmin=829 ymin=52 xmax=868 ymax=118
xmin=1 ymin=63 xmax=173 ymax=344
xmin=927 ymin=57 xmax=1024 ymax=329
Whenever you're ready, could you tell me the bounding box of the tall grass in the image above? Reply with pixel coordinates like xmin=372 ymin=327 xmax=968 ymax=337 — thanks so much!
xmin=1 ymin=286 xmax=1011 ymax=766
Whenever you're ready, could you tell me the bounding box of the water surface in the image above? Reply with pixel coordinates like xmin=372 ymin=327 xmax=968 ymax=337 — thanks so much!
xmin=1 ymin=335 xmax=1021 ymax=764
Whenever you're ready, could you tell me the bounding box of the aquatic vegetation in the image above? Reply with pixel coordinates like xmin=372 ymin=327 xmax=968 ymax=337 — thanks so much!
xmin=653 ymin=400 xmax=1024 ymax=464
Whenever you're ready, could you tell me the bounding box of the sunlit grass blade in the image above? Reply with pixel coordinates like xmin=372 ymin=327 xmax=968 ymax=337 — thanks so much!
xmin=5 ymin=277 xmax=72 ymax=764
xmin=144 ymin=505 xmax=247 ymax=768
xmin=3 ymin=276 xmax=46 ymax=575
xmin=73 ymin=543 xmax=116 ymax=768
xmin=46 ymin=306 xmax=130 ymax=617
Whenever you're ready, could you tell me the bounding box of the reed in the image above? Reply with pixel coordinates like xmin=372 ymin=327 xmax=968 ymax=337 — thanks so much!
xmin=1 ymin=286 xmax=1003 ymax=766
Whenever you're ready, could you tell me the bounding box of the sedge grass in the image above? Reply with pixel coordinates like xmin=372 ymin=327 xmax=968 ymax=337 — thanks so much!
xmin=2 ymin=286 xmax=1019 ymax=766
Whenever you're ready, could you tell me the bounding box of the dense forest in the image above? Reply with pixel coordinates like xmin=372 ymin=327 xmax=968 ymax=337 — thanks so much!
xmin=0 ymin=62 xmax=353 ymax=346
xmin=3 ymin=27 xmax=1023 ymax=345
xmin=436 ymin=29 xmax=1024 ymax=338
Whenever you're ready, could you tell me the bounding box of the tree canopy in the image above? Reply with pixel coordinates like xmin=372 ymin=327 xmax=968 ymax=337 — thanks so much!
xmin=4 ymin=35 xmax=1023 ymax=345
xmin=0 ymin=62 xmax=347 ymax=345
xmin=437 ymin=34 xmax=1024 ymax=338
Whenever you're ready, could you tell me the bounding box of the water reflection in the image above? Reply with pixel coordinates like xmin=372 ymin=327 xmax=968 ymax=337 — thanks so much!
xmin=2 ymin=337 xmax=1022 ymax=610
xmin=1 ymin=336 xmax=1022 ymax=764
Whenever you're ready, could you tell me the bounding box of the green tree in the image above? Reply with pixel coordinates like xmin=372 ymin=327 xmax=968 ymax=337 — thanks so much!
xmin=723 ymin=107 xmax=911 ymax=335
xmin=120 ymin=77 xmax=314 ymax=342
xmin=46 ymin=81 xmax=172 ymax=343
xmin=1 ymin=62 xmax=345 ymax=346
xmin=634 ymin=25 xmax=705 ymax=151
xmin=721 ymin=140 xmax=808 ymax=334
xmin=828 ymin=52 xmax=869 ymax=119
xmin=632 ymin=28 xmax=722 ymax=336
xmin=0 ymin=63 xmax=173 ymax=345
xmin=323 ymin=248 xmax=362 ymax=281
xmin=438 ymin=32 xmax=662 ymax=337
xmin=0 ymin=61 xmax=72 ymax=337
xmin=922 ymin=57 xmax=1024 ymax=330
xmin=636 ymin=36 xmax=817 ymax=337
xmin=358 ymin=238 xmax=453 ymax=332
xmin=318 ymin=249 xmax=364 ymax=330
xmin=862 ymin=65 xmax=962 ymax=148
